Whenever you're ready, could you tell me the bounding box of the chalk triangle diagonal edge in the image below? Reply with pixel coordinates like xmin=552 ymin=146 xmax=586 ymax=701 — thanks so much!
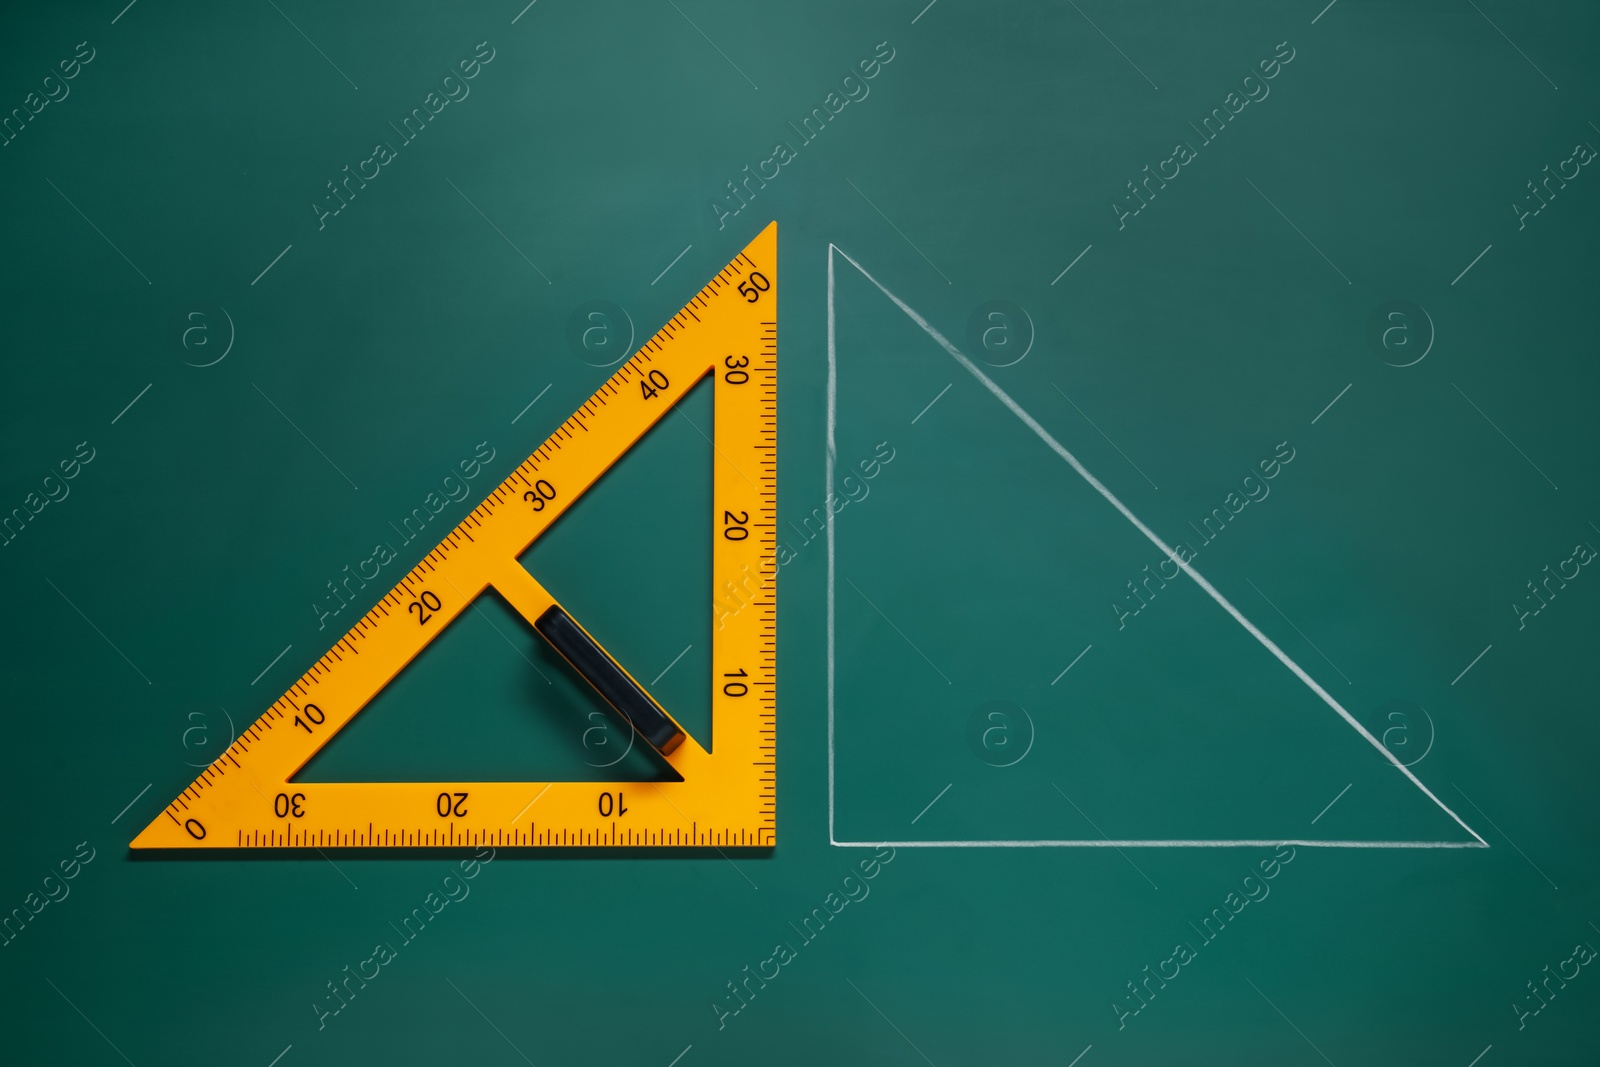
xmin=823 ymin=242 xmax=1485 ymax=850
xmin=133 ymin=222 xmax=778 ymax=850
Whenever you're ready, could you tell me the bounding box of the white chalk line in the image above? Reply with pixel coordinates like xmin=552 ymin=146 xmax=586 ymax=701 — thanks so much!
xmin=832 ymin=838 xmax=1487 ymax=849
xmin=826 ymin=243 xmax=1486 ymax=849
xmin=911 ymin=783 xmax=952 ymax=825
xmin=826 ymin=242 xmax=838 ymax=841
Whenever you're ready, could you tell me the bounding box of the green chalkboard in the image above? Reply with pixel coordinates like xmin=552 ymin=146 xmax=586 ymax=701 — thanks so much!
xmin=3 ymin=0 xmax=1598 ymax=1063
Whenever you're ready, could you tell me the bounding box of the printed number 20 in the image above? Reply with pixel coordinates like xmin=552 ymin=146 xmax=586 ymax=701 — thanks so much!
xmin=409 ymin=590 xmax=441 ymax=625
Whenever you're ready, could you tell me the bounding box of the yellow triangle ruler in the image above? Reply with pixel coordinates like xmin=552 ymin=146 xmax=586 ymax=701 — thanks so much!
xmin=134 ymin=223 xmax=777 ymax=849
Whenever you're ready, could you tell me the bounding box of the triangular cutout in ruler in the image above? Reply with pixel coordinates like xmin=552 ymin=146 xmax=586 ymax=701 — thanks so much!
xmin=134 ymin=223 xmax=777 ymax=849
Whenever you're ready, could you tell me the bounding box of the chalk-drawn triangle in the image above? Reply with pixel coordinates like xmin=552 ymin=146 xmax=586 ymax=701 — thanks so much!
xmin=825 ymin=243 xmax=1484 ymax=850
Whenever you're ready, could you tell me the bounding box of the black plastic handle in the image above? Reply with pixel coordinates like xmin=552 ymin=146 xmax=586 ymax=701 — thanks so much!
xmin=534 ymin=605 xmax=685 ymax=756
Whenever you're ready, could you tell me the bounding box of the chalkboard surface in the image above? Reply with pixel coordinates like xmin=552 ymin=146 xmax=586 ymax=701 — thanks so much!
xmin=2 ymin=1 xmax=1598 ymax=1064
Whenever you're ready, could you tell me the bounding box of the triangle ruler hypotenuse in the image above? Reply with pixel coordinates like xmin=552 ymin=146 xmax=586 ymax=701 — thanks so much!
xmin=133 ymin=223 xmax=778 ymax=850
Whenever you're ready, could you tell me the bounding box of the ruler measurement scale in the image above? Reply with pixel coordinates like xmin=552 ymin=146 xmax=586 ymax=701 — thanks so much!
xmin=135 ymin=223 xmax=778 ymax=849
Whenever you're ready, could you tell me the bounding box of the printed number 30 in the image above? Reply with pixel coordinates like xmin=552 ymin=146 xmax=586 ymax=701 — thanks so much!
xmin=524 ymin=479 xmax=556 ymax=511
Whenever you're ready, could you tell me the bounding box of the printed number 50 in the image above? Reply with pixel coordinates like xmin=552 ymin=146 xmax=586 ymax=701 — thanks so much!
xmin=737 ymin=272 xmax=770 ymax=302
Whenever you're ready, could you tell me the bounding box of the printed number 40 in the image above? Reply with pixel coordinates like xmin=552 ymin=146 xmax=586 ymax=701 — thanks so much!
xmin=640 ymin=369 xmax=669 ymax=400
